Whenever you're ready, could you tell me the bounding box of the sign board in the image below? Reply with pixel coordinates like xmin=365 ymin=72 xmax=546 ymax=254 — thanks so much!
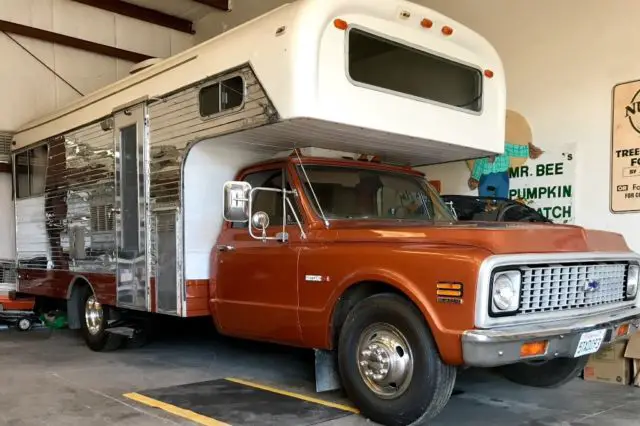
xmin=507 ymin=144 xmax=576 ymax=224
xmin=611 ymin=80 xmax=640 ymax=213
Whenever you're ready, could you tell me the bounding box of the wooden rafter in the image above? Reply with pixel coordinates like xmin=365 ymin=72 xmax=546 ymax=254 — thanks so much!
xmin=71 ymin=0 xmax=194 ymax=34
xmin=192 ymin=0 xmax=231 ymax=12
xmin=0 ymin=19 xmax=152 ymax=63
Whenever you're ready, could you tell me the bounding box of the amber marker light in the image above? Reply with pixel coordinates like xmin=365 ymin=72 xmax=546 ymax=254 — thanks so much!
xmin=420 ymin=18 xmax=433 ymax=29
xmin=617 ymin=323 xmax=630 ymax=338
xmin=520 ymin=340 xmax=548 ymax=358
xmin=334 ymin=19 xmax=348 ymax=31
xmin=441 ymin=25 xmax=454 ymax=36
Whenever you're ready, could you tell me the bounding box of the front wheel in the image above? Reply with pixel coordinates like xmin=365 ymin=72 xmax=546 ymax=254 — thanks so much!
xmin=498 ymin=356 xmax=589 ymax=388
xmin=338 ymin=294 xmax=456 ymax=426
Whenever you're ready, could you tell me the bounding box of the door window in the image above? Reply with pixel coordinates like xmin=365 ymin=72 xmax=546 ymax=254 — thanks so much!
xmin=233 ymin=168 xmax=302 ymax=228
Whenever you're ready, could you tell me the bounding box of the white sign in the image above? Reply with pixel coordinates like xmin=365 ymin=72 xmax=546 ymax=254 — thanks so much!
xmin=507 ymin=144 xmax=576 ymax=224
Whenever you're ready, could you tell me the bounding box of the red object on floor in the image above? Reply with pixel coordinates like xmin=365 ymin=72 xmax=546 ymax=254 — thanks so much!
xmin=0 ymin=295 xmax=35 ymax=311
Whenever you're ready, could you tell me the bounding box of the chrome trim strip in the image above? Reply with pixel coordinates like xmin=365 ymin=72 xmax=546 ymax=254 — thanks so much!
xmin=475 ymin=251 xmax=640 ymax=328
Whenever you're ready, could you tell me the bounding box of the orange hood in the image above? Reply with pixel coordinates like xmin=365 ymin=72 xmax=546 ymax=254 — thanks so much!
xmin=328 ymin=221 xmax=631 ymax=255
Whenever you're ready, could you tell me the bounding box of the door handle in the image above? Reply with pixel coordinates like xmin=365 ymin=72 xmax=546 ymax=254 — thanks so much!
xmin=217 ymin=245 xmax=235 ymax=252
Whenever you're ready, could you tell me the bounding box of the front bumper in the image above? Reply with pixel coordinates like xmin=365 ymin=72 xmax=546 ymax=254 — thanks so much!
xmin=462 ymin=307 xmax=640 ymax=367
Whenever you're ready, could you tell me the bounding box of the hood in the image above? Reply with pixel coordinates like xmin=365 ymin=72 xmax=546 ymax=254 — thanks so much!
xmin=329 ymin=220 xmax=631 ymax=254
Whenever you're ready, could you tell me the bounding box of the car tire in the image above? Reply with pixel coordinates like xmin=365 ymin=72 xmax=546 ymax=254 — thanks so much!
xmin=498 ymin=356 xmax=589 ymax=388
xmin=338 ymin=293 xmax=456 ymax=426
xmin=79 ymin=286 xmax=124 ymax=352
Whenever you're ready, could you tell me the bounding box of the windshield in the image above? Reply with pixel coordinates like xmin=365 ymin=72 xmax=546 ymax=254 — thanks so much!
xmin=297 ymin=165 xmax=455 ymax=222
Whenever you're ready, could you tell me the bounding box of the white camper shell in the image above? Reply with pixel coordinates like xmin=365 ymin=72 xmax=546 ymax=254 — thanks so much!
xmin=11 ymin=0 xmax=506 ymax=317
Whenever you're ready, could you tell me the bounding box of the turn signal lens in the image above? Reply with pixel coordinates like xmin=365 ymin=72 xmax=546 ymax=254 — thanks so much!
xmin=617 ymin=323 xmax=630 ymax=338
xmin=441 ymin=25 xmax=454 ymax=36
xmin=520 ymin=340 xmax=548 ymax=358
xmin=420 ymin=18 xmax=433 ymax=29
xmin=334 ymin=19 xmax=348 ymax=31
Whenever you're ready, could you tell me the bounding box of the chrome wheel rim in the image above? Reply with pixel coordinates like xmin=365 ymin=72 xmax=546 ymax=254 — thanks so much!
xmin=85 ymin=295 xmax=103 ymax=336
xmin=356 ymin=322 xmax=414 ymax=399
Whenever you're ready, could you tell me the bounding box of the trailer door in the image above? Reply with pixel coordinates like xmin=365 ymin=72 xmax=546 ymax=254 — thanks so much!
xmin=113 ymin=103 xmax=149 ymax=311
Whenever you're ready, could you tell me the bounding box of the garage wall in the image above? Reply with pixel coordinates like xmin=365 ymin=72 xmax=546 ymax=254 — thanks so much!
xmin=0 ymin=0 xmax=194 ymax=131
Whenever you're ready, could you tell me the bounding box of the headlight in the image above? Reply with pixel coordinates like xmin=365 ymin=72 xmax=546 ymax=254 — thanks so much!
xmin=491 ymin=271 xmax=522 ymax=314
xmin=627 ymin=264 xmax=639 ymax=299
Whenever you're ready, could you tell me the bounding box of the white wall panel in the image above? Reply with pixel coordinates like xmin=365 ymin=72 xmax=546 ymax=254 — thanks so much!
xmin=0 ymin=0 xmax=196 ymax=130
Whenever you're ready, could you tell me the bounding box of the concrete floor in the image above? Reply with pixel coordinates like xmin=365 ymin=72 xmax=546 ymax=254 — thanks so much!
xmin=1 ymin=321 xmax=639 ymax=426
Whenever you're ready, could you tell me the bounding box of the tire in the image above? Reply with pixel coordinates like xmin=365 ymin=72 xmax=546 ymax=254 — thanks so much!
xmin=498 ymin=356 xmax=589 ymax=388
xmin=17 ymin=318 xmax=32 ymax=332
xmin=338 ymin=294 xmax=456 ymax=426
xmin=78 ymin=286 xmax=124 ymax=352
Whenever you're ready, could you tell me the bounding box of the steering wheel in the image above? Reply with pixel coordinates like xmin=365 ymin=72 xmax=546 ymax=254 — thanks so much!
xmin=496 ymin=203 xmax=543 ymax=223
xmin=495 ymin=203 xmax=522 ymax=222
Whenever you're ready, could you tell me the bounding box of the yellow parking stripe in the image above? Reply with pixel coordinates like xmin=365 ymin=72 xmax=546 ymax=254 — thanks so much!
xmin=123 ymin=392 xmax=230 ymax=426
xmin=225 ymin=378 xmax=360 ymax=414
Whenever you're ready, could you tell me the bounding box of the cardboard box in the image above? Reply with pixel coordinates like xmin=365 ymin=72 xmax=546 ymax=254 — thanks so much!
xmin=583 ymin=341 xmax=631 ymax=386
xmin=624 ymin=332 xmax=640 ymax=387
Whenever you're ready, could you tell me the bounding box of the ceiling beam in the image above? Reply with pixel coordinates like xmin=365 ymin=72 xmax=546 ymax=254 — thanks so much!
xmin=0 ymin=19 xmax=153 ymax=63
xmin=192 ymin=0 xmax=231 ymax=12
xmin=71 ymin=0 xmax=194 ymax=34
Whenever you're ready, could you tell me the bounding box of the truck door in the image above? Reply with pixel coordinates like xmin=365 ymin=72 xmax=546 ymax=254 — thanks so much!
xmin=113 ymin=102 xmax=149 ymax=311
xmin=214 ymin=167 xmax=303 ymax=345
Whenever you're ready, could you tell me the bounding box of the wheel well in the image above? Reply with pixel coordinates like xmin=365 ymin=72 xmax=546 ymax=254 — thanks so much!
xmin=330 ymin=281 xmax=407 ymax=349
xmin=67 ymin=277 xmax=92 ymax=330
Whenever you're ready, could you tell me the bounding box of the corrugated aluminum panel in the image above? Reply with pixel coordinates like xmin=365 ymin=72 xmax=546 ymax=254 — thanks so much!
xmin=0 ymin=260 xmax=17 ymax=293
xmin=0 ymin=132 xmax=11 ymax=164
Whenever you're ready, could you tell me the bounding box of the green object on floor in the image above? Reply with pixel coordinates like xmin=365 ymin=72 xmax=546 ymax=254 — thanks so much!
xmin=41 ymin=311 xmax=68 ymax=329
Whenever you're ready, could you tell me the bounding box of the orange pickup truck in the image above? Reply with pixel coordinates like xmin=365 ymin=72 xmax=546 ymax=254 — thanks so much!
xmin=219 ymin=152 xmax=640 ymax=425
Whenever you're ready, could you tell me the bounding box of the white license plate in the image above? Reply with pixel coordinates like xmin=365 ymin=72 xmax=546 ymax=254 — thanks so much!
xmin=574 ymin=329 xmax=607 ymax=358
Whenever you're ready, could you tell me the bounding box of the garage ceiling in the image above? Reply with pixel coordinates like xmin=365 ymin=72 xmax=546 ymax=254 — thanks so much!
xmin=125 ymin=0 xmax=223 ymax=22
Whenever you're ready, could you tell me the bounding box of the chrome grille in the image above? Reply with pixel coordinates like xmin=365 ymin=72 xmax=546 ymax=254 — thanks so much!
xmin=519 ymin=262 xmax=627 ymax=314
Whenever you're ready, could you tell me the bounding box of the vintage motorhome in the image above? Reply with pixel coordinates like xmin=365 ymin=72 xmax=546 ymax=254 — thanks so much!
xmin=10 ymin=0 xmax=640 ymax=424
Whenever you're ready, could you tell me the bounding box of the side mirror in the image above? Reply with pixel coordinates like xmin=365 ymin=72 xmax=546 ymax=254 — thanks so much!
xmin=223 ymin=181 xmax=251 ymax=222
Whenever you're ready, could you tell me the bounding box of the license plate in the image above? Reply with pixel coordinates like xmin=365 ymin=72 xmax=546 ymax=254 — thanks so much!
xmin=574 ymin=329 xmax=607 ymax=358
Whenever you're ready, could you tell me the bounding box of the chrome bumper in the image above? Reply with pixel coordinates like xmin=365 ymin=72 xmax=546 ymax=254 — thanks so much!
xmin=462 ymin=307 xmax=640 ymax=367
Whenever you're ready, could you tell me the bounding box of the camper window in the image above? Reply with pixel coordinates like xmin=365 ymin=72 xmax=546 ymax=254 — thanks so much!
xmin=347 ymin=28 xmax=482 ymax=112
xmin=199 ymin=75 xmax=245 ymax=117
xmin=14 ymin=144 xmax=49 ymax=199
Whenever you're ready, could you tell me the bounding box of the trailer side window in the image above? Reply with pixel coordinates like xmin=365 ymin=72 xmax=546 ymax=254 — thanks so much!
xmin=14 ymin=144 xmax=49 ymax=199
xmin=347 ymin=28 xmax=482 ymax=112
xmin=199 ymin=76 xmax=245 ymax=117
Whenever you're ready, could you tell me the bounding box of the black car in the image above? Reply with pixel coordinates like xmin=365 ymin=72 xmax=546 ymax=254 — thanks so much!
xmin=441 ymin=195 xmax=552 ymax=223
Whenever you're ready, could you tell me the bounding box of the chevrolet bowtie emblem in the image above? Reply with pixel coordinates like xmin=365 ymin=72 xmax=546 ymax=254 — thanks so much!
xmin=584 ymin=280 xmax=600 ymax=292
